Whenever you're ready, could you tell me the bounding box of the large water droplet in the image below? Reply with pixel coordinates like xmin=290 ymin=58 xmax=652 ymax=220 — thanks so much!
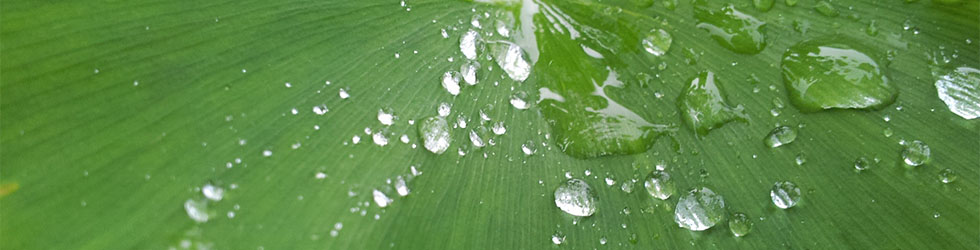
xmin=492 ymin=42 xmax=531 ymax=82
xmin=781 ymin=39 xmax=897 ymax=112
xmin=419 ymin=116 xmax=451 ymax=154
xmin=694 ymin=2 xmax=768 ymax=54
xmin=770 ymin=181 xmax=801 ymax=209
xmin=729 ymin=212 xmax=753 ymax=237
xmin=460 ymin=30 xmax=481 ymax=60
xmin=643 ymin=170 xmax=675 ymax=200
xmin=554 ymin=179 xmax=598 ymax=217
xmin=764 ymin=126 xmax=797 ymax=148
xmin=934 ymin=67 xmax=980 ymax=119
xmin=901 ymin=140 xmax=931 ymax=167
xmin=674 ymin=187 xmax=726 ymax=231
xmin=678 ymin=71 xmax=747 ymax=136
xmin=642 ymin=29 xmax=672 ymax=56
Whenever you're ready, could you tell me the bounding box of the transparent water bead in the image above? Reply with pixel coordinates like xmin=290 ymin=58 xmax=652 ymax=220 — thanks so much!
xmin=764 ymin=126 xmax=797 ymax=148
xmin=934 ymin=67 xmax=980 ymax=120
xmin=643 ymin=170 xmax=675 ymax=200
xmin=674 ymin=187 xmax=726 ymax=231
xmin=939 ymin=168 xmax=957 ymax=183
xmin=901 ymin=140 xmax=931 ymax=167
xmin=184 ymin=199 xmax=210 ymax=223
xmin=202 ymin=184 xmax=224 ymax=201
xmin=770 ymin=181 xmax=801 ymax=209
xmin=554 ymin=179 xmax=598 ymax=217
xmin=510 ymin=91 xmax=530 ymax=110
xmin=378 ymin=108 xmax=395 ymax=126
xmin=781 ymin=39 xmax=896 ymax=112
xmin=461 ymin=61 xmax=480 ymax=85
xmin=854 ymin=157 xmax=872 ymax=171
xmin=492 ymin=42 xmax=530 ymax=82
xmin=642 ymin=29 xmax=672 ymax=56
xmin=442 ymin=71 xmax=461 ymax=96
xmin=460 ymin=29 xmax=481 ymax=60
xmin=394 ymin=176 xmax=410 ymax=196
xmin=419 ymin=116 xmax=451 ymax=154
xmin=372 ymin=189 xmax=393 ymax=208
xmin=729 ymin=212 xmax=753 ymax=237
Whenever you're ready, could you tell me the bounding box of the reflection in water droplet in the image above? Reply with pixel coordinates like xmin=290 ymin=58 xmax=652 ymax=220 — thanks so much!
xmin=678 ymin=71 xmax=746 ymax=136
xmin=442 ymin=71 xmax=461 ymax=96
xmin=854 ymin=157 xmax=872 ymax=172
xmin=694 ymin=2 xmax=768 ymax=54
xmin=378 ymin=109 xmax=395 ymax=126
xmin=554 ymin=179 xmax=598 ymax=217
xmin=184 ymin=199 xmax=209 ymax=223
xmin=419 ymin=116 xmax=451 ymax=154
xmin=492 ymin=122 xmax=507 ymax=135
xmin=782 ymin=39 xmax=896 ymax=112
xmin=510 ymin=91 xmax=530 ymax=110
xmin=729 ymin=212 xmax=753 ymax=237
xmin=674 ymin=187 xmax=726 ymax=231
xmin=372 ymin=132 xmax=388 ymax=146
xmin=202 ymin=184 xmax=224 ymax=201
xmin=492 ymin=42 xmax=531 ymax=82
xmin=643 ymin=170 xmax=675 ymax=200
xmin=461 ymin=61 xmax=480 ymax=85
xmin=339 ymin=88 xmax=350 ymax=99
xmin=939 ymin=168 xmax=957 ymax=183
xmin=901 ymin=140 xmax=930 ymax=167
xmin=934 ymin=67 xmax=980 ymax=119
xmin=460 ymin=30 xmax=481 ymax=60
xmin=521 ymin=141 xmax=536 ymax=155
xmin=372 ymin=189 xmax=392 ymax=208
xmin=771 ymin=181 xmax=801 ymax=209
xmin=642 ymin=29 xmax=672 ymax=56
xmin=764 ymin=126 xmax=797 ymax=148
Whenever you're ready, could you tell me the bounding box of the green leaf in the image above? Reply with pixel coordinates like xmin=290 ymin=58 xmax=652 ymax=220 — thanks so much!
xmin=2 ymin=0 xmax=977 ymax=249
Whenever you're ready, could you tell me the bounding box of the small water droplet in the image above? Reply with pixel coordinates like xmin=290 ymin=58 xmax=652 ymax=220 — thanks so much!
xmin=901 ymin=140 xmax=931 ymax=167
xmin=729 ymin=212 xmax=753 ymax=237
xmin=378 ymin=108 xmax=395 ymax=126
xmin=764 ymin=126 xmax=797 ymax=148
xmin=202 ymin=184 xmax=224 ymax=201
xmin=419 ymin=116 xmax=451 ymax=154
xmin=510 ymin=91 xmax=530 ymax=110
xmin=442 ymin=71 xmax=461 ymax=96
xmin=184 ymin=199 xmax=209 ymax=223
xmin=854 ymin=157 xmax=873 ymax=172
xmin=674 ymin=187 xmax=726 ymax=231
xmin=642 ymin=29 xmax=672 ymax=56
xmin=372 ymin=189 xmax=392 ymax=208
xmin=939 ymin=168 xmax=957 ymax=183
xmin=643 ymin=170 xmax=675 ymax=200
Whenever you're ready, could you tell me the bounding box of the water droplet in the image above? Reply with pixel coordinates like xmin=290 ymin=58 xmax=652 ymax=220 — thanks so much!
xmin=901 ymin=140 xmax=931 ymax=167
xmin=554 ymin=179 xmax=598 ymax=217
xmin=642 ymin=29 xmax=672 ymax=56
xmin=678 ymin=71 xmax=747 ymax=136
xmin=934 ymin=67 xmax=980 ymax=119
xmin=469 ymin=129 xmax=486 ymax=148
xmin=378 ymin=108 xmax=395 ymax=126
xmin=313 ymin=105 xmax=329 ymax=115
xmin=351 ymin=135 xmax=361 ymax=144
xmin=438 ymin=102 xmax=452 ymax=117
xmin=782 ymin=39 xmax=896 ymax=112
xmin=521 ymin=141 xmax=537 ymax=155
xmin=372 ymin=132 xmax=389 ymax=146
xmin=372 ymin=189 xmax=392 ymax=208
xmin=854 ymin=157 xmax=873 ymax=171
xmin=315 ymin=172 xmax=327 ymax=179
xmin=442 ymin=71 xmax=461 ymax=96
xmin=599 ymin=237 xmax=607 ymax=245
xmin=551 ymin=233 xmax=565 ymax=245
xmin=674 ymin=187 xmax=726 ymax=231
xmin=764 ymin=126 xmax=797 ymax=148
xmin=729 ymin=212 xmax=753 ymax=237
xmin=338 ymin=88 xmax=350 ymax=99
xmin=939 ymin=168 xmax=957 ymax=183
xmin=510 ymin=91 xmax=530 ymax=110
xmin=419 ymin=116 xmax=451 ymax=154
xmin=492 ymin=42 xmax=530 ymax=82
xmin=394 ymin=176 xmax=410 ymax=196
xmin=460 ymin=29 xmax=481 ymax=60
xmin=883 ymin=127 xmax=893 ymax=137
xmin=771 ymin=181 xmax=801 ymax=209
xmin=400 ymin=134 xmax=410 ymax=144
xmin=753 ymin=0 xmax=773 ymax=11
xmin=491 ymin=122 xmax=506 ymax=135
xmin=184 ymin=199 xmax=209 ymax=223
xmin=814 ymin=1 xmax=839 ymax=17
xmin=643 ymin=170 xmax=675 ymax=200
xmin=262 ymin=150 xmax=273 ymax=157
xmin=202 ymin=184 xmax=224 ymax=201
xmin=461 ymin=61 xmax=480 ymax=85
xmin=694 ymin=2 xmax=768 ymax=54
xmin=795 ymin=153 xmax=807 ymax=165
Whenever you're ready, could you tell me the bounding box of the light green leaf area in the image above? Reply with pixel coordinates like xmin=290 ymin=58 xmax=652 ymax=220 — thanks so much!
xmin=2 ymin=0 xmax=978 ymax=249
